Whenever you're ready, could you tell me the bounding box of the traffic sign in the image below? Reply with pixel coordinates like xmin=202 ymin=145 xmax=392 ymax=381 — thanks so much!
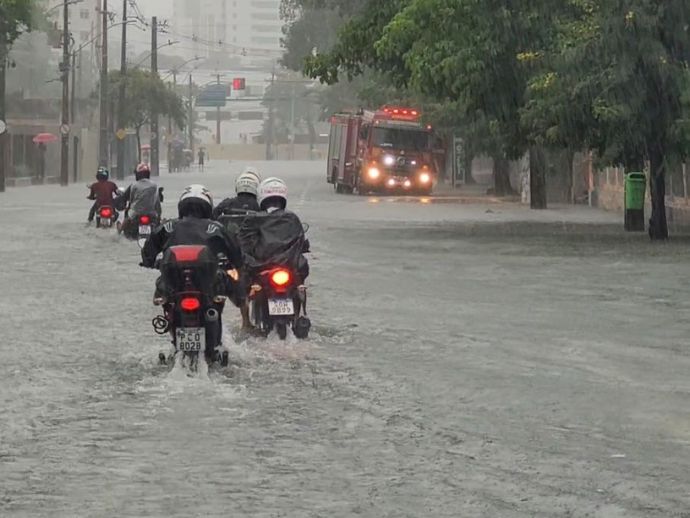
xmin=0 ymin=120 xmax=6 ymax=135
xmin=196 ymin=84 xmax=227 ymax=107
xmin=60 ymin=123 xmax=70 ymax=135
xmin=116 ymin=128 xmax=127 ymax=140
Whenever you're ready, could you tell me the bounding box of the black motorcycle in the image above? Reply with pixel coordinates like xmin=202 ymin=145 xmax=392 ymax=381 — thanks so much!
xmin=248 ymin=265 xmax=310 ymax=340
xmin=240 ymin=212 xmax=311 ymax=341
xmin=151 ymin=245 xmax=230 ymax=369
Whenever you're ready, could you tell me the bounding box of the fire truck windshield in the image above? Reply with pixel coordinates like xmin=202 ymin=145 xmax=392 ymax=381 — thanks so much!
xmin=371 ymin=127 xmax=430 ymax=151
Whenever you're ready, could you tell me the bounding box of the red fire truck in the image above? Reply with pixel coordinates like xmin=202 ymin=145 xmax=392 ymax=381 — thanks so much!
xmin=327 ymin=105 xmax=437 ymax=195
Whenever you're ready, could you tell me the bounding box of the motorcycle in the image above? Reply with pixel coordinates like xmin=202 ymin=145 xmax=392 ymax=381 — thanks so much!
xmin=240 ymin=212 xmax=311 ymax=341
xmin=248 ymin=265 xmax=310 ymax=340
xmin=150 ymin=245 xmax=231 ymax=369
xmin=96 ymin=206 xmax=117 ymax=228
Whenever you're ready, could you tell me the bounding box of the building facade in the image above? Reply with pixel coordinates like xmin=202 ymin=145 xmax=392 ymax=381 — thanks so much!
xmin=172 ymin=0 xmax=283 ymax=61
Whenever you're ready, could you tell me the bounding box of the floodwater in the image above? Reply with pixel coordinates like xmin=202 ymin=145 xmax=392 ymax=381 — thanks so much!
xmin=1 ymin=162 xmax=688 ymax=517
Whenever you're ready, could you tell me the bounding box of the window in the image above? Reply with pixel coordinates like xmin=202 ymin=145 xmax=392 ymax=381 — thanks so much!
xmin=80 ymin=9 xmax=90 ymax=20
xmin=251 ymin=36 xmax=279 ymax=45
xmin=251 ymin=12 xmax=278 ymax=21
xmin=371 ymin=127 xmax=430 ymax=151
xmin=250 ymin=0 xmax=279 ymax=8
xmin=252 ymin=24 xmax=280 ymax=33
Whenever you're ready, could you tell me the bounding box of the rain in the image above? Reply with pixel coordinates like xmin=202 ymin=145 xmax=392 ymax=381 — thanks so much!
xmin=0 ymin=1 xmax=689 ymax=516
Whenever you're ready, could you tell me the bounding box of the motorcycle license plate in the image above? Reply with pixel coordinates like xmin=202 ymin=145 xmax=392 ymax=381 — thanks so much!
xmin=139 ymin=225 xmax=151 ymax=235
xmin=176 ymin=327 xmax=205 ymax=352
xmin=268 ymin=298 xmax=294 ymax=316
xmin=101 ymin=218 xmax=112 ymax=227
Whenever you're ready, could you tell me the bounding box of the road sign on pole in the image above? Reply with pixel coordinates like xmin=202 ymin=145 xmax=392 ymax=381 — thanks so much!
xmin=196 ymin=84 xmax=227 ymax=107
xmin=452 ymin=135 xmax=466 ymax=187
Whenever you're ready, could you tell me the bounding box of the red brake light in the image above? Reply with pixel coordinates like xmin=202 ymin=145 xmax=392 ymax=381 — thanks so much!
xmin=180 ymin=297 xmax=201 ymax=312
xmin=170 ymin=245 xmax=205 ymax=262
xmin=270 ymin=269 xmax=291 ymax=288
xmin=100 ymin=207 xmax=113 ymax=218
xmin=139 ymin=215 xmax=151 ymax=225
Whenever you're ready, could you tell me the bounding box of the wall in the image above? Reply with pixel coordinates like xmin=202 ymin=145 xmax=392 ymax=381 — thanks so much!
xmin=595 ymin=166 xmax=690 ymax=227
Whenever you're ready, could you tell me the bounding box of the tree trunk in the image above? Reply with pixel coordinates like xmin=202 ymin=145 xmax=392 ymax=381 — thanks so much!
xmin=564 ymin=149 xmax=575 ymax=204
xmin=529 ymin=145 xmax=547 ymax=209
xmin=648 ymin=145 xmax=668 ymax=240
xmin=493 ymin=155 xmax=515 ymax=196
xmin=136 ymin=127 xmax=142 ymax=163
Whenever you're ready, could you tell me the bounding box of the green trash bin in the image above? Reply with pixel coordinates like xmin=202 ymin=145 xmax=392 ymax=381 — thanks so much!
xmin=624 ymin=172 xmax=646 ymax=231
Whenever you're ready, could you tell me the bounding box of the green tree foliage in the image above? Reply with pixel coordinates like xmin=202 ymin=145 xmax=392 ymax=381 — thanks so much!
xmin=306 ymin=0 xmax=690 ymax=233
xmin=109 ymin=69 xmax=185 ymax=159
xmin=0 ymin=0 xmax=38 ymax=50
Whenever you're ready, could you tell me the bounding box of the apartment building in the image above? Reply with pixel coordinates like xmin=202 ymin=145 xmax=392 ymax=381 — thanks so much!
xmin=173 ymin=0 xmax=283 ymax=60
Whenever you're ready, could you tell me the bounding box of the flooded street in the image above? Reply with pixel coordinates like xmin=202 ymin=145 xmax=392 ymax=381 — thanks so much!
xmin=1 ymin=161 xmax=689 ymax=517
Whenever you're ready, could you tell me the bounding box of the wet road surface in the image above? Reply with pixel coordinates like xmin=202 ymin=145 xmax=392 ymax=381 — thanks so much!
xmin=1 ymin=162 xmax=689 ymax=517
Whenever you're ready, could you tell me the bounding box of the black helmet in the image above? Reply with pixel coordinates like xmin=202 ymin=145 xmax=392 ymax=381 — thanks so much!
xmin=178 ymin=184 xmax=213 ymax=219
xmin=96 ymin=167 xmax=109 ymax=181
xmin=135 ymin=162 xmax=151 ymax=181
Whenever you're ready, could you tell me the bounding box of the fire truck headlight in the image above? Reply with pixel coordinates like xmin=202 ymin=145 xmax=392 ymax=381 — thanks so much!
xmin=368 ymin=167 xmax=381 ymax=179
xmin=383 ymin=155 xmax=395 ymax=166
xmin=419 ymin=172 xmax=431 ymax=184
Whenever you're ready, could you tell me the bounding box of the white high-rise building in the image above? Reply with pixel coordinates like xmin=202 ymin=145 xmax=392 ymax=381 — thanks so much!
xmin=46 ymin=0 xmax=101 ymax=50
xmin=172 ymin=0 xmax=283 ymax=61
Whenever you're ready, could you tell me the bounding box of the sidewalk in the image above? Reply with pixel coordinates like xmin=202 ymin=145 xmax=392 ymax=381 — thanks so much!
xmin=433 ymin=181 xmax=520 ymax=204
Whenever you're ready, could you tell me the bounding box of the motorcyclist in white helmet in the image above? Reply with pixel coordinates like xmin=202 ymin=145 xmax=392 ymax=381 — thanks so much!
xmin=241 ymin=177 xmax=310 ymax=283
xmin=212 ymin=167 xmax=261 ymax=220
xmin=141 ymin=184 xmax=253 ymax=330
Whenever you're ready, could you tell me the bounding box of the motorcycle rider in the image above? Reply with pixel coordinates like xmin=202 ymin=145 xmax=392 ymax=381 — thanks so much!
xmin=141 ymin=184 xmax=253 ymax=331
xmin=117 ymin=163 xmax=164 ymax=236
xmin=254 ymin=177 xmax=310 ymax=283
xmin=212 ymin=167 xmax=262 ymax=219
xmin=87 ymin=167 xmax=119 ymax=223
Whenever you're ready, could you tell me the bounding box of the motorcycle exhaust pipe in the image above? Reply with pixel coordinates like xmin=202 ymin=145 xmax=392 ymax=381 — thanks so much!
xmin=206 ymin=308 xmax=219 ymax=323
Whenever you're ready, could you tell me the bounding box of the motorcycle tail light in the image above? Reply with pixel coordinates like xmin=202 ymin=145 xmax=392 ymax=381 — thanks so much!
xmin=139 ymin=215 xmax=151 ymax=225
xmin=270 ymin=269 xmax=291 ymax=289
xmin=100 ymin=208 xmax=113 ymax=218
xmin=180 ymin=297 xmax=201 ymax=312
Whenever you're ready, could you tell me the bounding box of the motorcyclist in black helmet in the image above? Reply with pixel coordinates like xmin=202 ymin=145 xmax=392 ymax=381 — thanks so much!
xmin=141 ymin=184 xmax=252 ymax=330
xmin=87 ymin=167 xmax=119 ymax=223
xmin=117 ymin=163 xmax=163 ymax=237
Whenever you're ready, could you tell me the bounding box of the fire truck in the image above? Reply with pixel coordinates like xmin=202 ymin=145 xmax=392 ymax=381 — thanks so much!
xmin=327 ymin=106 xmax=437 ymax=195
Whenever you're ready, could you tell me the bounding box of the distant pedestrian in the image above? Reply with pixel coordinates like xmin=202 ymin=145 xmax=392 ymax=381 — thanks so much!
xmin=37 ymin=143 xmax=47 ymax=181
xmin=198 ymin=148 xmax=205 ymax=172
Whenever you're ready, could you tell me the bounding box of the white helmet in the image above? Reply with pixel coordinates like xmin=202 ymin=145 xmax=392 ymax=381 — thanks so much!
xmin=258 ymin=177 xmax=288 ymax=211
xmin=235 ymin=167 xmax=261 ymax=196
xmin=178 ymin=184 xmax=213 ymax=219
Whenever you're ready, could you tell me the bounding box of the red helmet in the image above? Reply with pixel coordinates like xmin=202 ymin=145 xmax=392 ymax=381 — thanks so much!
xmin=135 ymin=162 xmax=151 ymax=180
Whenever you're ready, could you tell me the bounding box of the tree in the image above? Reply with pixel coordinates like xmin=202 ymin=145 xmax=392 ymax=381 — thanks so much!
xmin=306 ymin=0 xmax=559 ymax=205
xmin=521 ymin=0 xmax=690 ymax=238
xmin=108 ymin=69 xmax=185 ymax=161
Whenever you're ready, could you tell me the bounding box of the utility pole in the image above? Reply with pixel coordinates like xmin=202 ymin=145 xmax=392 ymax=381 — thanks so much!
xmin=116 ymin=0 xmax=127 ymax=180
xmin=188 ymin=74 xmax=194 ymax=157
xmin=150 ymin=16 xmax=159 ymax=176
xmin=0 ymin=43 xmax=7 ymax=192
xmin=168 ymin=70 xmax=176 ymax=172
xmin=289 ymin=82 xmax=296 ymax=161
xmin=60 ymin=0 xmax=71 ymax=186
xmin=216 ymin=73 xmax=221 ymax=145
xmin=70 ymin=50 xmax=76 ymax=123
xmin=98 ymin=0 xmax=109 ymax=167
xmin=266 ymin=67 xmax=275 ymax=160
